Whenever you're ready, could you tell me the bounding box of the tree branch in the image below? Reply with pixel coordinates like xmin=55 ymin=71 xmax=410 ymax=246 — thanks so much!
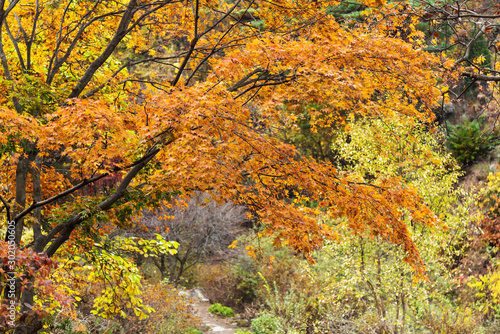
xmin=462 ymin=71 xmax=500 ymax=82
xmin=0 ymin=193 xmax=11 ymax=222
xmin=44 ymin=145 xmax=163 ymax=257
xmin=227 ymin=68 xmax=267 ymax=92
xmin=171 ymin=0 xmax=242 ymax=86
xmin=68 ymin=0 xmax=139 ymax=98
xmin=3 ymin=21 xmax=26 ymax=71
xmin=13 ymin=174 xmax=109 ymax=224
xmin=185 ymin=0 xmax=256 ymax=86
xmin=83 ymin=55 xmax=183 ymax=98
xmin=26 ymin=0 xmax=42 ymax=71
xmin=454 ymin=24 xmax=488 ymax=66
xmin=46 ymin=0 xmax=103 ymax=84
xmin=0 ymin=2 xmax=22 ymax=113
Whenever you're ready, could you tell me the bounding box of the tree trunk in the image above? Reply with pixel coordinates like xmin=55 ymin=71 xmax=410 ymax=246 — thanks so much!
xmin=12 ymin=156 xmax=28 ymax=245
xmin=14 ymin=159 xmax=43 ymax=334
xmin=12 ymin=315 xmax=42 ymax=334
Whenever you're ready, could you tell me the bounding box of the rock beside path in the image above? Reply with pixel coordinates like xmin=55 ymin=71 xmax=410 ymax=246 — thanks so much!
xmin=179 ymin=287 xmax=210 ymax=302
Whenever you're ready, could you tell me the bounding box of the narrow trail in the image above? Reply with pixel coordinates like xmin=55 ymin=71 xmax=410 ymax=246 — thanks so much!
xmin=192 ymin=300 xmax=238 ymax=334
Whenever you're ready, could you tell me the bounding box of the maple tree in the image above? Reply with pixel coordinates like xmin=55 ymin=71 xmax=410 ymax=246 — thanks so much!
xmin=0 ymin=0 xmax=447 ymax=332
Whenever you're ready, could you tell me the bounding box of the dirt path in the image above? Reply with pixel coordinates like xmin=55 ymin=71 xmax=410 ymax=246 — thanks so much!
xmin=192 ymin=300 xmax=239 ymax=334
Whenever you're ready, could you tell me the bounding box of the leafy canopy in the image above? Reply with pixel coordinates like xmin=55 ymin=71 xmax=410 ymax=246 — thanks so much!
xmin=0 ymin=0 xmax=447 ymax=327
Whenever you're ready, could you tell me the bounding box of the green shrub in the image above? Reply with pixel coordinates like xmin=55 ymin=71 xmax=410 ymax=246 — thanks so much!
xmin=183 ymin=329 xmax=203 ymax=334
xmin=251 ymin=312 xmax=279 ymax=334
xmin=208 ymin=303 xmax=235 ymax=318
xmin=446 ymin=116 xmax=498 ymax=164
xmin=235 ymin=330 xmax=253 ymax=334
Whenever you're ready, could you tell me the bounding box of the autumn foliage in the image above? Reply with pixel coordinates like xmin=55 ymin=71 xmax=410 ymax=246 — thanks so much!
xmin=0 ymin=0 xmax=451 ymax=331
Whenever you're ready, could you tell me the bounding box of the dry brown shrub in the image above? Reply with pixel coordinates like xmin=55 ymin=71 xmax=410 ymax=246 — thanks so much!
xmin=481 ymin=216 xmax=500 ymax=249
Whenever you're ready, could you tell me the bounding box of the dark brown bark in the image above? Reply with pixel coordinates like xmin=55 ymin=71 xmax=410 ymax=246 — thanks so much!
xmin=0 ymin=0 xmax=22 ymax=113
xmin=12 ymin=157 xmax=29 ymax=245
xmin=67 ymin=0 xmax=138 ymax=98
xmin=14 ymin=158 xmax=44 ymax=334
xmin=46 ymin=1 xmax=103 ymax=84
xmin=32 ymin=157 xmax=42 ymax=250
xmin=12 ymin=315 xmax=42 ymax=334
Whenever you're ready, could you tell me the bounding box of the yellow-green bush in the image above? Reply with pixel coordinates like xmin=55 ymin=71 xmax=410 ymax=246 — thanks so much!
xmin=468 ymin=265 xmax=500 ymax=318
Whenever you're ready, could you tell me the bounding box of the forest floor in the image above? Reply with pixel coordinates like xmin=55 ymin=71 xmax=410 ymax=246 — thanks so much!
xmin=192 ymin=300 xmax=238 ymax=334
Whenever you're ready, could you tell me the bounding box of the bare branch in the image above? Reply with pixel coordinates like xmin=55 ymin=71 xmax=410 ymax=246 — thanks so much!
xmin=0 ymin=193 xmax=11 ymax=222
xmin=171 ymin=0 xmax=242 ymax=86
xmin=453 ymin=24 xmax=488 ymax=66
xmin=13 ymin=174 xmax=110 ymax=224
xmin=227 ymin=68 xmax=267 ymax=92
xmin=68 ymin=0 xmax=139 ymax=98
xmin=3 ymin=21 xmax=26 ymax=70
xmin=463 ymin=72 xmax=500 ymax=82
xmin=0 ymin=19 xmax=22 ymax=112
